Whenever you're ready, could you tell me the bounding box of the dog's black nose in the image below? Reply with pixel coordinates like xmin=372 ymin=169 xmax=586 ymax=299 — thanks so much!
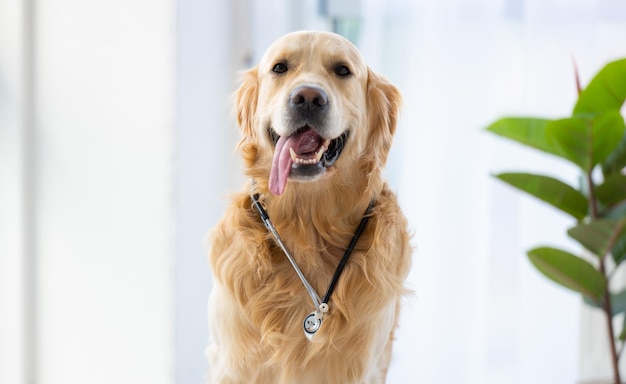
xmin=289 ymin=85 xmax=328 ymax=113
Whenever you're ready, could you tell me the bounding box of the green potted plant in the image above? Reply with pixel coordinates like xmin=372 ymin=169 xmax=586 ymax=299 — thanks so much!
xmin=486 ymin=58 xmax=626 ymax=383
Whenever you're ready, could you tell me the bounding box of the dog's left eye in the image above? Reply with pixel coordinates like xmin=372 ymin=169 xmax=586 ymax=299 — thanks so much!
xmin=334 ymin=65 xmax=351 ymax=77
xmin=272 ymin=63 xmax=288 ymax=74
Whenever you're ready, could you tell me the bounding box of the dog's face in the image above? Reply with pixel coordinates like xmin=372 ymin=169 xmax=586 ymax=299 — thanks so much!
xmin=236 ymin=31 xmax=400 ymax=196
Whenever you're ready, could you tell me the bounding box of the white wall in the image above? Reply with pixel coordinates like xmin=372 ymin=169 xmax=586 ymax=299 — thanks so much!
xmin=0 ymin=0 xmax=26 ymax=383
xmin=0 ymin=0 xmax=175 ymax=383
xmin=174 ymin=0 xmax=243 ymax=381
xmin=380 ymin=2 xmax=626 ymax=383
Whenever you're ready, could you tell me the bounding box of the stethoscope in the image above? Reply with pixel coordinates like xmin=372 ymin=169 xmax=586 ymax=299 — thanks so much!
xmin=251 ymin=193 xmax=374 ymax=340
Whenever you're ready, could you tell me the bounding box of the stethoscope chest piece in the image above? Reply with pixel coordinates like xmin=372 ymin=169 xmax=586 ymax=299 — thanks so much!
xmin=303 ymin=312 xmax=322 ymax=340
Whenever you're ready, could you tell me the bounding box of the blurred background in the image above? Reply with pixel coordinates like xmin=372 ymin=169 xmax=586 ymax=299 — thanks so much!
xmin=1 ymin=0 xmax=625 ymax=383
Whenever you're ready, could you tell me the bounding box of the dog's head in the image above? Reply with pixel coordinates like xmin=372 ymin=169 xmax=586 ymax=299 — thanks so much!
xmin=236 ymin=31 xmax=400 ymax=197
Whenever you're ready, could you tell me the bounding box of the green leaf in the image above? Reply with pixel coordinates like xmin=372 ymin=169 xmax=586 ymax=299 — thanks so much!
xmin=596 ymin=173 xmax=626 ymax=209
xmin=605 ymin=203 xmax=626 ymax=222
xmin=584 ymin=289 xmax=626 ymax=317
xmin=545 ymin=112 xmax=625 ymax=172
xmin=611 ymin=289 xmax=626 ymax=315
xmin=495 ymin=173 xmax=588 ymax=219
xmin=527 ymin=246 xmax=606 ymax=301
xmin=620 ymin=318 xmax=626 ymax=342
xmin=574 ymin=58 xmax=626 ymax=115
xmin=567 ymin=218 xmax=626 ymax=258
xmin=602 ymin=130 xmax=626 ymax=176
xmin=611 ymin=233 xmax=626 ymax=264
xmin=486 ymin=118 xmax=564 ymax=158
xmin=592 ymin=113 xmax=626 ymax=166
xmin=584 ymin=295 xmax=602 ymax=310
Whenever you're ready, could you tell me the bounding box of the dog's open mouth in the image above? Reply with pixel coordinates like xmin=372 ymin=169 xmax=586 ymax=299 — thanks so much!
xmin=268 ymin=126 xmax=348 ymax=195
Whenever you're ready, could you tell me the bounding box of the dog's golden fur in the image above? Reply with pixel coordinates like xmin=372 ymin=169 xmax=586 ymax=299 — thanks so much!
xmin=207 ymin=31 xmax=412 ymax=384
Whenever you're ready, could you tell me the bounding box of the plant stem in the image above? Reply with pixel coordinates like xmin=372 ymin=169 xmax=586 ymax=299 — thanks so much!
xmin=587 ymin=172 xmax=600 ymax=220
xmin=588 ymin=171 xmax=622 ymax=383
xmin=600 ymin=258 xmax=622 ymax=384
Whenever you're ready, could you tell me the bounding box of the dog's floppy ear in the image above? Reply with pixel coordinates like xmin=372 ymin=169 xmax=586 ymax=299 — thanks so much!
xmin=366 ymin=68 xmax=401 ymax=166
xmin=235 ymin=66 xmax=259 ymax=141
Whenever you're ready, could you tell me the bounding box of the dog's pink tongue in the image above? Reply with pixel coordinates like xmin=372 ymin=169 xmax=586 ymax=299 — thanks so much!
xmin=269 ymin=135 xmax=295 ymax=195
xmin=269 ymin=129 xmax=321 ymax=195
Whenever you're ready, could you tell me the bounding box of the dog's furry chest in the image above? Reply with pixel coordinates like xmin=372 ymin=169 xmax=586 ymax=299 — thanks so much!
xmin=207 ymin=189 xmax=411 ymax=383
xmin=208 ymin=269 xmax=397 ymax=384
xmin=243 ymin=231 xmax=370 ymax=330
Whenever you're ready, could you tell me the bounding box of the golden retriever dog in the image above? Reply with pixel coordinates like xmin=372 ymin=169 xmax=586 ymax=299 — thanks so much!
xmin=207 ymin=31 xmax=412 ymax=384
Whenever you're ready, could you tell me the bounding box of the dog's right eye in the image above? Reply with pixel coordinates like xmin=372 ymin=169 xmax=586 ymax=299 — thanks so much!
xmin=334 ymin=65 xmax=351 ymax=77
xmin=272 ymin=63 xmax=288 ymax=74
